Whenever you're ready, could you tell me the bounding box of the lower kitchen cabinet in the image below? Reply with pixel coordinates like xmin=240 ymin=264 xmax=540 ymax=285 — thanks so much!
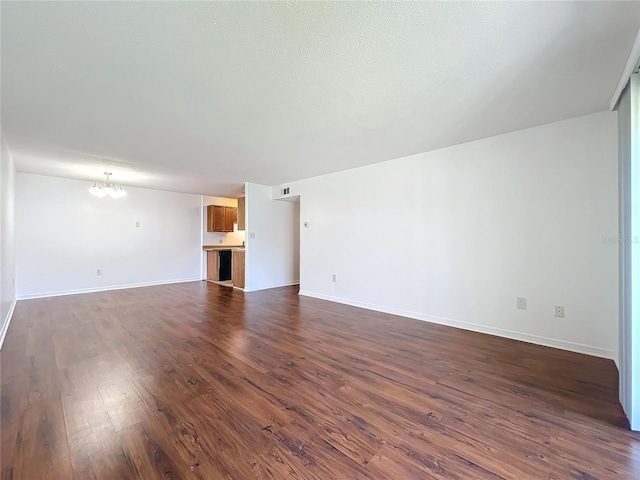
xmin=206 ymin=251 xmax=219 ymax=281
xmin=232 ymin=250 xmax=245 ymax=289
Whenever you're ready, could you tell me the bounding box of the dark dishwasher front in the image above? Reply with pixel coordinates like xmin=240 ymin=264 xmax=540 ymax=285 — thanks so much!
xmin=218 ymin=250 xmax=232 ymax=281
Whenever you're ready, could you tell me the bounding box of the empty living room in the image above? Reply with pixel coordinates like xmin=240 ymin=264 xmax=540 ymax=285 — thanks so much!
xmin=2 ymin=1 xmax=640 ymax=479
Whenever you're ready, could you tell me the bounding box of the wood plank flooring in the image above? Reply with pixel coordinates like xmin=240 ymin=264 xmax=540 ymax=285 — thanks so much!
xmin=1 ymin=282 xmax=639 ymax=479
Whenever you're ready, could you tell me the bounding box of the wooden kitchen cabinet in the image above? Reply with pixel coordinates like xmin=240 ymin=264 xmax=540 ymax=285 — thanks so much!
xmin=206 ymin=205 xmax=237 ymax=232
xmin=206 ymin=251 xmax=219 ymax=281
xmin=225 ymin=207 xmax=235 ymax=231
xmin=237 ymin=197 xmax=245 ymax=231
xmin=232 ymin=250 xmax=245 ymax=289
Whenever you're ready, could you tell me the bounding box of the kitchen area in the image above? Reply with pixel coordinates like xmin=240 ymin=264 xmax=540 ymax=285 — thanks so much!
xmin=202 ymin=195 xmax=246 ymax=289
xmin=201 ymin=183 xmax=300 ymax=294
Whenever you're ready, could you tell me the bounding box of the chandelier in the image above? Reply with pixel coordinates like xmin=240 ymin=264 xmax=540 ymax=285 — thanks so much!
xmin=89 ymin=172 xmax=126 ymax=198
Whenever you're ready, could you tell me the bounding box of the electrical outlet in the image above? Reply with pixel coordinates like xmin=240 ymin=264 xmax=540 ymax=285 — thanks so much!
xmin=96 ymin=269 xmax=103 ymax=276
xmin=332 ymin=274 xmax=337 ymax=282
xmin=249 ymin=232 xmax=256 ymax=239
xmin=136 ymin=221 xmax=140 ymax=228
xmin=517 ymin=297 xmax=526 ymax=309
xmin=555 ymin=306 xmax=565 ymax=318
xmin=219 ymin=239 xmax=223 ymax=244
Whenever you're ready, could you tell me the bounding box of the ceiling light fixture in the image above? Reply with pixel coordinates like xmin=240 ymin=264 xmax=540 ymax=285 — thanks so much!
xmin=89 ymin=172 xmax=126 ymax=198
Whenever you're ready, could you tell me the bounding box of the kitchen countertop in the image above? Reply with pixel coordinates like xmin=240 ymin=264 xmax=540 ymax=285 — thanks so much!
xmin=203 ymin=245 xmax=244 ymax=250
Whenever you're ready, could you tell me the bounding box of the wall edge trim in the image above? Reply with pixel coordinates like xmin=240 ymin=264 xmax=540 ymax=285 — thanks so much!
xmin=17 ymin=278 xmax=202 ymax=300
xmin=0 ymin=297 xmax=18 ymax=350
xmin=244 ymin=281 xmax=300 ymax=293
xmin=298 ymin=290 xmax=615 ymax=360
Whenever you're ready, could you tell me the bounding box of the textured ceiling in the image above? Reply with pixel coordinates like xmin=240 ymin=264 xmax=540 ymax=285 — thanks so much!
xmin=2 ymin=1 xmax=639 ymax=197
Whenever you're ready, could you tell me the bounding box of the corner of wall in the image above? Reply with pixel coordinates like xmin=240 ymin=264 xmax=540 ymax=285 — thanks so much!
xmin=0 ymin=130 xmax=17 ymax=349
xmin=0 ymin=297 xmax=17 ymax=350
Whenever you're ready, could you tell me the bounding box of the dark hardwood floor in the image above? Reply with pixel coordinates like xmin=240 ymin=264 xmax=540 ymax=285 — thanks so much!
xmin=1 ymin=282 xmax=638 ymax=479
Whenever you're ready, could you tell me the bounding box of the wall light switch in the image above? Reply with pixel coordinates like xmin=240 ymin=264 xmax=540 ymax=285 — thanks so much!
xmin=304 ymin=222 xmax=310 ymax=228
xmin=96 ymin=269 xmax=103 ymax=276
xmin=332 ymin=274 xmax=337 ymax=282
xmin=517 ymin=297 xmax=526 ymax=309
xmin=555 ymin=306 xmax=565 ymax=318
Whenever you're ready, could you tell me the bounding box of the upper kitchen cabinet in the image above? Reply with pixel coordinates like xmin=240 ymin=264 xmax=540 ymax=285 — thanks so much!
xmin=207 ymin=205 xmax=237 ymax=232
xmin=237 ymin=197 xmax=246 ymax=231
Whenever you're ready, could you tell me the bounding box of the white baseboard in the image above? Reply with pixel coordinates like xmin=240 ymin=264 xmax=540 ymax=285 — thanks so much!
xmin=298 ymin=290 xmax=616 ymax=361
xmin=0 ymin=296 xmax=17 ymax=350
xmin=244 ymin=281 xmax=300 ymax=293
xmin=17 ymin=277 xmax=202 ymax=300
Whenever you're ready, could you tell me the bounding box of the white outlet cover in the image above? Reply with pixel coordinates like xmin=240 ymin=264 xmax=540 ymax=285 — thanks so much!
xmin=249 ymin=232 xmax=256 ymax=239
xmin=517 ymin=297 xmax=526 ymax=309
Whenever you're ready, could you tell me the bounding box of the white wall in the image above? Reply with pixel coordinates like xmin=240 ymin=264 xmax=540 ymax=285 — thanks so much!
xmin=276 ymin=111 xmax=619 ymax=360
xmin=245 ymin=183 xmax=299 ymax=292
xmin=16 ymin=173 xmax=202 ymax=298
xmin=1 ymin=132 xmax=17 ymax=346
